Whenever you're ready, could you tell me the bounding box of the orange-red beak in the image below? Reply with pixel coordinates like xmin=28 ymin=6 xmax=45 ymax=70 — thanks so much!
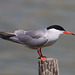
xmin=63 ymin=31 xmax=75 ymax=35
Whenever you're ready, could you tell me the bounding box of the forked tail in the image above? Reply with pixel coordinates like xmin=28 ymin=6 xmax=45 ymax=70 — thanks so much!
xmin=0 ymin=31 xmax=15 ymax=40
xmin=0 ymin=31 xmax=23 ymax=44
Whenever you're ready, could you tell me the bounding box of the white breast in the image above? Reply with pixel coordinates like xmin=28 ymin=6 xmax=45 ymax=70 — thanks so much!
xmin=42 ymin=28 xmax=63 ymax=47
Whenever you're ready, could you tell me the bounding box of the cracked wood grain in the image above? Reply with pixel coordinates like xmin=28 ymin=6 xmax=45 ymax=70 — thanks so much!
xmin=38 ymin=58 xmax=59 ymax=75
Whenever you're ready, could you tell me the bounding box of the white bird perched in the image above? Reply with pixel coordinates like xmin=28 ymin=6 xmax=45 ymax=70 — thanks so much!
xmin=0 ymin=25 xmax=75 ymax=60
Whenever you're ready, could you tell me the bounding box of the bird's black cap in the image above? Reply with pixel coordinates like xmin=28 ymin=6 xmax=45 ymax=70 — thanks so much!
xmin=47 ymin=25 xmax=65 ymax=31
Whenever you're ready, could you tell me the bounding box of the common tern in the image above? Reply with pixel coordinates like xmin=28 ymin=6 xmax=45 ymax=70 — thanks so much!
xmin=0 ymin=25 xmax=75 ymax=60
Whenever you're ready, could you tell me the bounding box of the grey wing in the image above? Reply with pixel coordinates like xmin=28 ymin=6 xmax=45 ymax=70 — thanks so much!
xmin=17 ymin=29 xmax=48 ymax=48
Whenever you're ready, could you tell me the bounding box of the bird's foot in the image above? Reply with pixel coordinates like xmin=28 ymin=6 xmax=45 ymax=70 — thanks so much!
xmin=41 ymin=56 xmax=46 ymax=60
xmin=38 ymin=56 xmax=46 ymax=60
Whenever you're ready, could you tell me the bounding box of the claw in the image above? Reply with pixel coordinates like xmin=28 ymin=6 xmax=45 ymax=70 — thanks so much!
xmin=37 ymin=48 xmax=46 ymax=60
xmin=40 ymin=56 xmax=46 ymax=60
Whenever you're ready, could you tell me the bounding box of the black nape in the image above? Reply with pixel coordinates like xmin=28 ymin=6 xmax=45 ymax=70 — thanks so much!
xmin=47 ymin=25 xmax=65 ymax=31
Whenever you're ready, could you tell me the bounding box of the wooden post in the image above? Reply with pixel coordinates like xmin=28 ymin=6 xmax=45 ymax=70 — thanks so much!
xmin=38 ymin=58 xmax=59 ymax=75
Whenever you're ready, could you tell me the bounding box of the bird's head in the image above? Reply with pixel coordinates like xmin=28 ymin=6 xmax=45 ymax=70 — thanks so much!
xmin=47 ymin=25 xmax=75 ymax=36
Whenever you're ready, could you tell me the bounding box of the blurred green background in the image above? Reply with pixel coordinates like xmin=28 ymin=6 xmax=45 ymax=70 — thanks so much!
xmin=0 ymin=0 xmax=75 ymax=75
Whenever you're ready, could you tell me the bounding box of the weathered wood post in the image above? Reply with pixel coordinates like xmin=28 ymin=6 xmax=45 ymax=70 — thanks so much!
xmin=38 ymin=58 xmax=59 ymax=75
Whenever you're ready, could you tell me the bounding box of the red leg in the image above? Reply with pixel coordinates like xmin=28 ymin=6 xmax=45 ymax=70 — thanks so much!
xmin=38 ymin=48 xmax=42 ymax=57
xmin=37 ymin=48 xmax=46 ymax=60
xmin=37 ymin=49 xmax=41 ymax=56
